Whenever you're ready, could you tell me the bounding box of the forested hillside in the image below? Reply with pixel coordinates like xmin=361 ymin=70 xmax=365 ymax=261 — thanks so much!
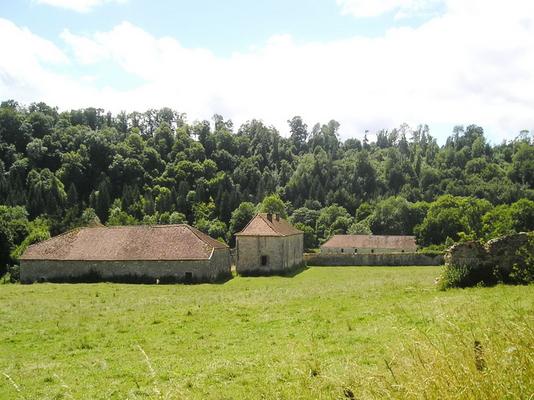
xmin=1 ymin=100 xmax=533 ymax=273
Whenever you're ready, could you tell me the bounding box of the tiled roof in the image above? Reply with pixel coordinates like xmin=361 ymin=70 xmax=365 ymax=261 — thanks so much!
xmin=321 ymin=235 xmax=417 ymax=250
xmin=21 ymin=225 xmax=228 ymax=261
xmin=236 ymin=213 xmax=302 ymax=237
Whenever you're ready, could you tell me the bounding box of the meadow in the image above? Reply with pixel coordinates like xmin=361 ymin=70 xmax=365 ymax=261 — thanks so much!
xmin=0 ymin=266 xmax=532 ymax=399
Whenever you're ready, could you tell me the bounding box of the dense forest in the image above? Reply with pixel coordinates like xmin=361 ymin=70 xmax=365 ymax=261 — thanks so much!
xmin=1 ymin=100 xmax=533 ymax=274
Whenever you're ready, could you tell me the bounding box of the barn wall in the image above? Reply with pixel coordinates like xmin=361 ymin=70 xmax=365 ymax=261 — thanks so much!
xmin=305 ymin=252 xmax=443 ymax=266
xmin=321 ymin=247 xmax=414 ymax=254
xmin=20 ymin=249 xmax=231 ymax=284
xmin=236 ymin=234 xmax=304 ymax=275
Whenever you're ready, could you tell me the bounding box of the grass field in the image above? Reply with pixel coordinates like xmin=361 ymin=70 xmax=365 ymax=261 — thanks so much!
xmin=0 ymin=266 xmax=533 ymax=399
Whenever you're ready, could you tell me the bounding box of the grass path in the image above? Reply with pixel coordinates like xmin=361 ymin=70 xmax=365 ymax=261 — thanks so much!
xmin=0 ymin=267 xmax=532 ymax=399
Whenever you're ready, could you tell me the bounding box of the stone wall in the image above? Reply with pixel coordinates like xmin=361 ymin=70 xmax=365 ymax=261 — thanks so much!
xmin=444 ymin=233 xmax=530 ymax=271
xmin=486 ymin=233 xmax=529 ymax=275
xmin=442 ymin=233 xmax=532 ymax=287
xmin=321 ymin=247 xmax=413 ymax=254
xmin=20 ymin=248 xmax=232 ymax=284
xmin=236 ymin=234 xmax=304 ymax=275
xmin=305 ymin=252 xmax=443 ymax=266
xmin=444 ymin=241 xmax=488 ymax=269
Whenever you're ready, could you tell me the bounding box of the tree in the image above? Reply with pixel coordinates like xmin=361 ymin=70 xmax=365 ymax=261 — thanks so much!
xmin=294 ymin=222 xmax=317 ymax=250
xmin=316 ymin=204 xmax=352 ymax=242
xmin=229 ymin=202 xmax=256 ymax=241
xmin=482 ymin=204 xmax=513 ymax=239
xmin=510 ymin=143 xmax=534 ymax=186
xmin=0 ymin=206 xmax=30 ymax=275
xmin=415 ymin=195 xmax=492 ymax=246
xmin=259 ymin=194 xmax=287 ymax=218
xmin=288 ymin=116 xmax=308 ymax=154
xmin=290 ymin=207 xmax=320 ymax=228
xmin=510 ymin=199 xmax=534 ymax=232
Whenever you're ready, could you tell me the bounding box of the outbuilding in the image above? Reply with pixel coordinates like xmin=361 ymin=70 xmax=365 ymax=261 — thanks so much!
xmin=320 ymin=235 xmax=417 ymax=254
xmin=20 ymin=224 xmax=231 ymax=283
xmin=235 ymin=213 xmax=303 ymax=275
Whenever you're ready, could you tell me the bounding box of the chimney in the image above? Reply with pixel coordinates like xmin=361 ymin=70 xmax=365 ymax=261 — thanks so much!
xmin=266 ymin=213 xmax=273 ymax=222
xmin=275 ymin=214 xmax=280 ymax=221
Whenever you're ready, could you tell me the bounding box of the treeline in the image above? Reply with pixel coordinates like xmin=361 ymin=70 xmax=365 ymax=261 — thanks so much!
xmin=1 ymin=100 xmax=533 ymax=273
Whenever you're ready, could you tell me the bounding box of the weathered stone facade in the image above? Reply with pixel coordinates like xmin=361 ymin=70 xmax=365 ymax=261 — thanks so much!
xmin=20 ymin=224 xmax=232 ymax=284
xmin=21 ymin=248 xmax=231 ymax=284
xmin=237 ymin=234 xmax=304 ymax=274
xmin=443 ymin=233 xmax=532 ymax=286
xmin=444 ymin=241 xmax=488 ymax=270
xmin=444 ymin=233 xmax=530 ymax=272
xmin=235 ymin=213 xmax=304 ymax=275
xmin=321 ymin=235 xmax=417 ymax=254
xmin=486 ymin=233 xmax=529 ymax=275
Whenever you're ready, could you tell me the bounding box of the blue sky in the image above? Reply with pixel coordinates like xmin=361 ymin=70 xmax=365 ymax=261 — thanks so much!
xmin=0 ymin=0 xmax=533 ymax=143
xmin=4 ymin=0 xmax=433 ymax=54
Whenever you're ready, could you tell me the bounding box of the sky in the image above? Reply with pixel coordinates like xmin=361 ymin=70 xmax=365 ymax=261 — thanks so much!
xmin=1 ymin=0 xmax=534 ymax=143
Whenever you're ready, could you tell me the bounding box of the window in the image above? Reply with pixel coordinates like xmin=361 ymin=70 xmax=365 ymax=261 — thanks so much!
xmin=354 ymin=249 xmax=358 ymax=254
xmin=371 ymin=249 xmax=375 ymax=253
xmin=184 ymin=272 xmax=193 ymax=282
xmin=341 ymin=248 xmax=344 ymax=253
xmin=261 ymin=255 xmax=268 ymax=266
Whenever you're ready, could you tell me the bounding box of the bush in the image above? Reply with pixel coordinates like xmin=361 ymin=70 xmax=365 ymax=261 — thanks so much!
xmin=440 ymin=261 xmax=494 ymax=289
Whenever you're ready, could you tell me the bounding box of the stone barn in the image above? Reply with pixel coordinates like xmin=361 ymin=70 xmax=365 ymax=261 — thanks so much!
xmin=20 ymin=225 xmax=231 ymax=284
xmin=235 ymin=213 xmax=304 ymax=275
xmin=321 ymin=235 xmax=417 ymax=254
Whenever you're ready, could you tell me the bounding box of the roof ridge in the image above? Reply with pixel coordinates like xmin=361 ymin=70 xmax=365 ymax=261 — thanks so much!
xmin=257 ymin=214 xmax=280 ymax=235
xmin=186 ymin=225 xmax=229 ymax=248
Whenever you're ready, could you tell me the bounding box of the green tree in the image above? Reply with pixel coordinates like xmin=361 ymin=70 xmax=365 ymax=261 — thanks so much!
xmin=229 ymin=202 xmax=256 ymax=242
xmin=259 ymin=194 xmax=287 ymax=218
xmin=316 ymin=204 xmax=352 ymax=242
xmin=415 ymin=195 xmax=492 ymax=246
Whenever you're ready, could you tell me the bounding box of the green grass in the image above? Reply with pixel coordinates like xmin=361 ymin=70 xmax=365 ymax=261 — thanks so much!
xmin=0 ymin=267 xmax=532 ymax=399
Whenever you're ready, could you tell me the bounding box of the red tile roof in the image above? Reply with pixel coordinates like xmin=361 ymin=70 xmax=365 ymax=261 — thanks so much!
xmin=321 ymin=235 xmax=417 ymax=251
xmin=236 ymin=213 xmax=302 ymax=237
xmin=21 ymin=225 xmax=228 ymax=261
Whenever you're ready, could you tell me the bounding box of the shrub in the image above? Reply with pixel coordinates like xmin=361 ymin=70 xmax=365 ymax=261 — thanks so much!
xmin=440 ymin=261 xmax=494 ymax=289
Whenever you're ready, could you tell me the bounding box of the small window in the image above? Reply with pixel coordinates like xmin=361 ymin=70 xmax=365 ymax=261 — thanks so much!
xmin=354 ymin=249 xmax=358 ymax=254
xmin=261 ymin=255 xmax=268 ymax=266
xmin=184 ymin=272 xmax=193 ymax=282
xmin=341 ymin=248 xmax=344 ymax=253
xmin=402 ymin=249 xmax=405 ymax=253
xmin=371 ymin=249 xmax=375 ymax=253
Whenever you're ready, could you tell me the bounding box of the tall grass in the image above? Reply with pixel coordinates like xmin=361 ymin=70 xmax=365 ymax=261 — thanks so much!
xmin=347 ymin=308 xmax=534 ymax=399
xmin=0 ymin=267 xmax=532 ymax=399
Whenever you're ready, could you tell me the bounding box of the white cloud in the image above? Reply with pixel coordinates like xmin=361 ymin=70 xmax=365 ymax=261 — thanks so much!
xmin=35 ymin=0 xmax=127 ymax=13
xmin=1 ymin=0 xmax=534 ymax=143
xmin=337 ymin=0 xmax=443 ymax=18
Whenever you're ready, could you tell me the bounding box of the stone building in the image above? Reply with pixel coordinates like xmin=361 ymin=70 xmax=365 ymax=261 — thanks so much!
xmin=320 ymin=235 xmax=417 ymax=254
xmin=235 ymin=213 xmax=304 ymax=275
xmin=20 ymin=225 xmax=231 ymax=283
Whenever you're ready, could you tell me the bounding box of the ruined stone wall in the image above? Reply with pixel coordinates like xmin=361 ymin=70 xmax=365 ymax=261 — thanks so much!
xmin=20 ymin=248 xmax=232 ymax=284
xmin=444 ymin=241 xmax=488 ymax=269
xmin=486 ymin=233 xmax=529 ymax=274
xmin=305 ymin=252 xmax=443 ymax=266
xmin=444 ymin=233 xmax=530 ymax=272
